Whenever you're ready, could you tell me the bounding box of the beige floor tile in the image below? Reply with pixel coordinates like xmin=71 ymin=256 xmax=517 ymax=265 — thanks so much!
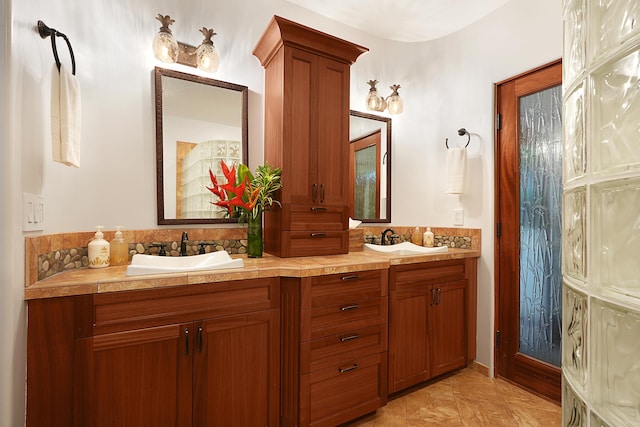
xmin=342 ymin=369 xmax=561 ymax=427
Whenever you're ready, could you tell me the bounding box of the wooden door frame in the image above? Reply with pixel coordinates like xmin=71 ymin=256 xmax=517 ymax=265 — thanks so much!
xmin=494 ymin=59 xmax=562 ymax=403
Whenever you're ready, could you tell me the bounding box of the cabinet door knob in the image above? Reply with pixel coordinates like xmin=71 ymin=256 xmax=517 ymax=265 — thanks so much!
xmin=339 ymin=364 xmax=358 ymax=373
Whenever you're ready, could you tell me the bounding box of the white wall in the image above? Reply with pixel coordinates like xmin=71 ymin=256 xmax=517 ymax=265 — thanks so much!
xmin=2 ymin=0 xmax=561 ymax=424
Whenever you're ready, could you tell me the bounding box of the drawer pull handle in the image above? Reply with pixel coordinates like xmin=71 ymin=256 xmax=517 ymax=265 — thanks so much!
xmin=339 ymin=364 xmax=358 ymax=373
xmin=310 ymin=233 xmax=326 ymax=238
xmin=341 ymin=274 xmax=359 ymax=281
xmin=313 ymin=184 xmax=318 ymax=202
xmin=340 ymin=333 xmax=359 ymax=342
xmin=197 ymin=326 xmax=203 ymax=353
xmin=340 ymin=304 xmax=359 ymax=311
xmin=310 ymin=207 xmax=327 ymax=211
xmin=184 ymin=328 xmax=189 ymax=356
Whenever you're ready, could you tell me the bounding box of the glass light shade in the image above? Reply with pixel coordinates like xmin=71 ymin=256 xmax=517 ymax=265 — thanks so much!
xmin=366 ymin=90 xmax=383 ymax=111
xmin=196 ymin=43 xmax=219 ymax=73
xmin=153 ymin=31 xmax=179 ymax=64
xmin=387 ymin=95 xmax=404 ymax=115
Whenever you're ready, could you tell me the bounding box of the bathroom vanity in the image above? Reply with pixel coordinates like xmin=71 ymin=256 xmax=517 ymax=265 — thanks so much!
xmin=24 ymin=231 xmax=479 ymax=427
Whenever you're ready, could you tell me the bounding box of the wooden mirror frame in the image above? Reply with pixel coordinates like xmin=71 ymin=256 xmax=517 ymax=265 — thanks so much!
xmin=154 ymin=67 xmax=248 ymax=225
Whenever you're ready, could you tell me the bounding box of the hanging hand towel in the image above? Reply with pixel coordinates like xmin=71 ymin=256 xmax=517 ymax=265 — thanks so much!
xmin=51 ymin=63 xmax=81 ymax=167
xmin=445 ymin=147 xmax=467 ymax=194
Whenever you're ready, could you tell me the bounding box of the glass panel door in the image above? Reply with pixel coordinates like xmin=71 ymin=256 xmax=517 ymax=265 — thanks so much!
xmin=518 ymin=85 xmax=563 ymax=366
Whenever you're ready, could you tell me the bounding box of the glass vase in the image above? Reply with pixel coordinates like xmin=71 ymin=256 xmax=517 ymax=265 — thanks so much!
xmin=247 ymin=210 xmax=263 ymax=258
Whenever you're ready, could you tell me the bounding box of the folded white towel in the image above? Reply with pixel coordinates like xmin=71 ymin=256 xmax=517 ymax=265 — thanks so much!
xmin=51 ymin=64 xmax=81 ymax=167
xmin=445 ymin=147 xmax=467 ymax=194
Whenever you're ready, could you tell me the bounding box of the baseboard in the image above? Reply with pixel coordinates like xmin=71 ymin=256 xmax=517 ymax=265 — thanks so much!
xmin=467 ymin=360 xmax=490 ymax=377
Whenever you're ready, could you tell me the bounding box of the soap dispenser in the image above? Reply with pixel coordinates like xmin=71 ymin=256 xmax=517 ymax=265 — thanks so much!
xmin=88 ymin=226 xmax=110 ymax=268
xmin=110 ymin=226 xmax=129 ymax=266
xmin=411 ymin=227 xmax=422 ymax=245
xmin=423 ymin=227 xmax=434 ymax=247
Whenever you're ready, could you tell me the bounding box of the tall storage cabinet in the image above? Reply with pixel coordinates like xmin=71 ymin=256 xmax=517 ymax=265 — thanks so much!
xmin=253 ymin=16 xmax=368 ymax=257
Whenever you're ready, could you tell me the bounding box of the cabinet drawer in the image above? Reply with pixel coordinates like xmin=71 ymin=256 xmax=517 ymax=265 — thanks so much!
xmin=310 ymin=270 xmax=384 ymax=307
xmin=303 ymin=352 xmax=387 ymax=427
xmin=280 ymin=230 xmax=349 ymax=257
xmin=284 ymin=204 xmax=348 ymax=231
xmin=309 ymin=297 xmax=387 ymax=339
xmin=302 ymin=324 xmax=387 ymax=373
xmin=390 ymin=259 xmax=467 ymax=291
xmin=92 ymin=278 xmax=279 ymax=335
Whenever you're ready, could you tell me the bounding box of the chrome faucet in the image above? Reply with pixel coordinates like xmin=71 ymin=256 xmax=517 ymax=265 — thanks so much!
xmin=180 ymin=232 xmax=189 ymax=256
xmin=381 ymin=228 xmax=396 ymax=245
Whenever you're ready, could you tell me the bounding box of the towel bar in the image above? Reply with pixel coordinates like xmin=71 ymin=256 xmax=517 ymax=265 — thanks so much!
xmin=37 ymin=20 xmax=76 ymax=75
xmin=445 ymin=128 xmax=470 ymax=149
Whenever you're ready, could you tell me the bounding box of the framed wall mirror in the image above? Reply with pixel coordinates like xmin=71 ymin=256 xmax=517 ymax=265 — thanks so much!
xmin=349 ymin=110 xmax=391 ymax=223
xmin=155 ymin=67 xmax=248 ymax=225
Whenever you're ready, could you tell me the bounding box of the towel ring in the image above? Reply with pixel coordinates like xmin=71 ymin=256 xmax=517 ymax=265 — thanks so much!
xmin=445 ymin=128 xmax=471 ymax=149
xmin=37 ymin=20 xmax=76 ymax=75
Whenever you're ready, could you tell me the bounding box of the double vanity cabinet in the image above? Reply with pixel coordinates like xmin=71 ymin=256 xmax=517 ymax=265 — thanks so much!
xmin=26 ymin=252 xmax=478 ymax=427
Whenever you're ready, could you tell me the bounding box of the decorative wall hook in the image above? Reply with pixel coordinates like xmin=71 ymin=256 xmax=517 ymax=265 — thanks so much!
xmin=37 ymin=20 xmax=76 ymax=75
xmin=445 ymin=128 xmax=471 ymax=149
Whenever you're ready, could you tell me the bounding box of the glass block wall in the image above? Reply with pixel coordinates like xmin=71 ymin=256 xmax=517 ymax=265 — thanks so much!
xmin=562 ymin=0 xmax=640 ymax=425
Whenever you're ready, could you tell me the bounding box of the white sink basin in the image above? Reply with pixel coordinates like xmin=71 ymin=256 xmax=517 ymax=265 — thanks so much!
xmin=364 ymin=242 xmax=449 ymax=255
xmin=125 ymin=251 xmax=244 ymax=276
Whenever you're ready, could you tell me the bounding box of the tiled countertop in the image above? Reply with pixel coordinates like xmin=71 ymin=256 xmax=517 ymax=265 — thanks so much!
xmin=24 ymin=248 xmax=480 ymax=300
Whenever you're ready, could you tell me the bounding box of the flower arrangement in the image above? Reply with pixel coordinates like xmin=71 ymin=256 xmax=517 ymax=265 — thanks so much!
xmin=206 ymin=160 xmax=282 ymax=221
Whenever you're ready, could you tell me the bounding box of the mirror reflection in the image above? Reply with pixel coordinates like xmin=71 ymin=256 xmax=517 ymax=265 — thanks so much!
xmin=155 ymin=67 xmax=248 ymax=225
xmin=349 ymin=110 xmax=391 ymax=223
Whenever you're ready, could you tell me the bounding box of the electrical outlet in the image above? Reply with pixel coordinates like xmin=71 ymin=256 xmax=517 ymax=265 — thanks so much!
xmin=23 ymin=193 xmax=45 ymax=231
xmin=454 ymin=208 xmax=464 ymax=226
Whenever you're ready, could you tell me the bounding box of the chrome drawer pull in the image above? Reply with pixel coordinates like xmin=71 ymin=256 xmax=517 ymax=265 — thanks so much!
xmin=339 ymin=333 xmax=359 ymax=342
xmin=340 ymin=304 xmax=359 ymax=311
xmin=339 ymin=364 xmax=358 ymax=373
xmin=310 ymin=233 xmax=326 ymax=237
xmin=341 ymin=274 xmax=359 ymax=281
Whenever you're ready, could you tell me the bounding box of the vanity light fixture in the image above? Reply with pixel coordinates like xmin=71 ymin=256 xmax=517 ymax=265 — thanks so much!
xmin=152 ymin=14 xmax=219 ymax=73
xmin=366 ymin=80 xmax=404 ymax=115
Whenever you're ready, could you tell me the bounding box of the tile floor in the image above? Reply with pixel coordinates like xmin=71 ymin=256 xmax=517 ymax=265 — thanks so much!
xmin=344 ymin=368 xmax=562 ymax=426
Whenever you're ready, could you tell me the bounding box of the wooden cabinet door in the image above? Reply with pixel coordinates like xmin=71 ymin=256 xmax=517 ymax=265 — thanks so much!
xmin=316 ymin=55 xmax=350 ymax=207
xmin=284 ymin=47 xmax=317 ymax=205
xmin=429 ymin=280 xmax=467 ymax=377
xmin=193 ymin=310 xmax=280 ymax=427
xmin=88 ymin=323 xmax=193 ymax=427
xmin=388 ymin=287 xmax=430 ymax=393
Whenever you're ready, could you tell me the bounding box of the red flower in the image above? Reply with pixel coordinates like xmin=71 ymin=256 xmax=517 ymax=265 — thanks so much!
xmin=207 ymin=161 xmax=260 ymax=215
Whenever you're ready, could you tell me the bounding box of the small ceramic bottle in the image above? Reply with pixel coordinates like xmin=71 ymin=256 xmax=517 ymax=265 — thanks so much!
xmin=423 ymin=227 xmax=434 ymax=247
xmin=88 ymin=226 xmax=110 ymax=268
xmin=110 ymin=226 xmax=129 ymax=266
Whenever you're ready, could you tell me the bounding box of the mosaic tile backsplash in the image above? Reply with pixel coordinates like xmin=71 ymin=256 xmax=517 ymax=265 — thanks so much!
xmin=26 ymin=226 xmax=480 ymax=285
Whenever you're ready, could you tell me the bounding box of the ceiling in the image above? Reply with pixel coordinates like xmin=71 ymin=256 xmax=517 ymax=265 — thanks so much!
xmin=285 ymin=0 xmax=512 ymax=42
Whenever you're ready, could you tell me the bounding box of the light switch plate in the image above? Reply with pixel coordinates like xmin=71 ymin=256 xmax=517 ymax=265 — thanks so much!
xmin=23 ymin=193 xmax=45 ymax=231
xmin=454 ymin=208 xmax=464 ymax=226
